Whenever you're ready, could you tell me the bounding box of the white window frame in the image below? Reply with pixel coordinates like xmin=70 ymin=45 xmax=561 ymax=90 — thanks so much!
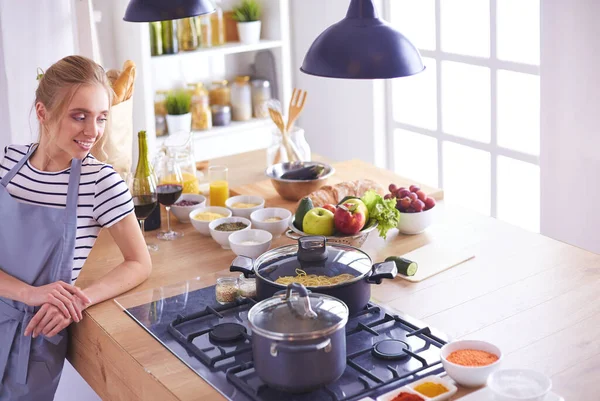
xmin=383 ymin=0 xmax=540 ymax=219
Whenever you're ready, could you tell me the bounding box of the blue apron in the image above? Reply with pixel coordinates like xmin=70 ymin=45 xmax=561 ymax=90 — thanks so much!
xmin=0 ymin=144 xmax=80 ymax=400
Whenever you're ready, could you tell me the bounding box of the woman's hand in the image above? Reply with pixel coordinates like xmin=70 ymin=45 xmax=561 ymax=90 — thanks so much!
xmin=24 ymin=303 xmax=72 ymax=338
xmin=24 ymin=281 xmax=91 ymax=322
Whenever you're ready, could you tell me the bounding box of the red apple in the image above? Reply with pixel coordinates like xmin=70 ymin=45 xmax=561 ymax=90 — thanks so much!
xmin=334 ymin=202 xmax=367 ymax=235
xmin=322 ymin=203 xmax=336 ymax=214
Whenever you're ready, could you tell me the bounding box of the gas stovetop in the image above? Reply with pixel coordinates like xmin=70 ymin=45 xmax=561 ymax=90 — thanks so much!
xmin=124 ymin=285 xmax=448 ymax=401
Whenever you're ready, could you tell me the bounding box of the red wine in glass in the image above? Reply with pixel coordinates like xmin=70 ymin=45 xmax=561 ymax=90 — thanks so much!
xmin=156 ymin=184 xmax=183 ymax=206
xmin=133 ymin=195 xmax=158 ymax=220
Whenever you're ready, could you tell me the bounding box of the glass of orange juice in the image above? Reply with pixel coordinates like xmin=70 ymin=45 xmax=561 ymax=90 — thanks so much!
xmin=209 ymin=165 xmax=229 ymax=207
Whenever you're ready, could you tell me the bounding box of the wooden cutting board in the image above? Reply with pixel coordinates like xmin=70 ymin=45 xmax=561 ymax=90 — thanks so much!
xmin=396 ymin=243 xmax=475 ymax=282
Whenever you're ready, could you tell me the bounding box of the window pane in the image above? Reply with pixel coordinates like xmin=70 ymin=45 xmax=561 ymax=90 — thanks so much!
xmin=497 ymin=156 xmax=540 ymax=232
xmin=393 ymin=129 xmax=439 ymax=188
xmin=441 ymin=0 xmax=490 ymax=58
xmin=441 ymin=61 xmax=491 ymax=142
xmin=497 ymin=0 xmax=540 ymax=65
xmin=497 ymin=70 xmax=540 ymax=156
xmin=443 ymin=142 xmax=491 ymax=216
xmin=390 ymin=0 xmax=436 ymax=51
xmin=392 ymin=57 xmax=437 ymax=130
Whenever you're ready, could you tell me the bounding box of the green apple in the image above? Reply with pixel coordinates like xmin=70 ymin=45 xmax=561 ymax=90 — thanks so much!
xmin=343 ymin=198 xmax=369 ymax=222
xmin=303 ymin=207 xmax=335 ymax=236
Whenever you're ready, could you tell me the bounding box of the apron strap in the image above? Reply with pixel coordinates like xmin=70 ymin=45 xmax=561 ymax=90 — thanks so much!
xmin=65 ymin=157 xmax=82 ymax=216
xmin=0 ymin=144 xmax=37 ymax=187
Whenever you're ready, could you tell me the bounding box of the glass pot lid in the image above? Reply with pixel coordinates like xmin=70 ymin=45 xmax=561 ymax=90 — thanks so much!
xmin=248 ymin=283 xmax=349 ymax=341
xmin=253 ymin=236 xmax=373 ymax=286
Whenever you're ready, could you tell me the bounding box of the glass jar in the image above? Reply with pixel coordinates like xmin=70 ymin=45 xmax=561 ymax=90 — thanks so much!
xmin=190 ymin=84 xmax=212 ymax=131
xmin=238 ymin=275 xmax=256 ymax=299
xmin=250 ymin=79 xmax=271 ymax=119
xmin=211 ymin=104 xmax=231 ymax=127
xmin=154 ymin=91 xmax=168 ymax=136
xmin=177 ymin=18 xmax=198 ymax=51
xmin=230 ymin=76 xmax=252 ymax=121
xmin=159 ymin=132 xmax=200 ymax=194
xmin=210 ymin=0 xmax=225 ymax=46
xmin=161 ymin=20 xmax=178 ymax=54
xmin=197 ymin=15 xmax=212 ymax=48
xmin=215 ymin=277 xmax=238 ymax=304
xmin=266 ymin=127 xmax=311 ymax=166
xmin=209 ymin=80 xmax=230 ymax=106
xmin=149 ymin=22 xmax=163 ymax=56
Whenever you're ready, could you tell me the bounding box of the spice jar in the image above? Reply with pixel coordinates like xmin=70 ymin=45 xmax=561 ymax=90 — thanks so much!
xmin=215 ymin=277 xmax=238 ymax=304
xmin=209 ymin=80 xmax=230 ymax=106
xmin=250 ymin=79 xmax=271 ymax=119
xmin=190 ymin=84 xmax=212 ymax=131
xmin=211 ymin=105 xmax=231 ymax=127
xmin=230 ymin=76 xmax=252 ymax=121
xmin=238 ymin=275 xmax=256 ymax=299
xmin=177 ymin=18 xmax=198 ymax=51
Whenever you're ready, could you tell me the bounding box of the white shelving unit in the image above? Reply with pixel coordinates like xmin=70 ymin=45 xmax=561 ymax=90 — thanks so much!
xmin=107 ymin=0 xmax=292 ymax=164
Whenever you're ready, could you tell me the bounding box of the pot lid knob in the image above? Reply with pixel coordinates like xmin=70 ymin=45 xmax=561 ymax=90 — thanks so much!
xmin=283 ymin=283 xmax=317 ymax=319
xmin=297 ymin=236 xmax=329 ymax=263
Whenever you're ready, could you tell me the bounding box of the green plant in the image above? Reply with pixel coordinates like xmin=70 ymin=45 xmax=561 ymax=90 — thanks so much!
xmin=232 ymin=0 xmax=261 ymax=22
xmin=165 ymin=90 xmax=191 ymax=115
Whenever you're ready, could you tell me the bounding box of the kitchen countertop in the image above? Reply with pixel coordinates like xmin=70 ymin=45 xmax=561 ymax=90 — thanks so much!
xmin=69 ymin=150 xmax=598 ymax=401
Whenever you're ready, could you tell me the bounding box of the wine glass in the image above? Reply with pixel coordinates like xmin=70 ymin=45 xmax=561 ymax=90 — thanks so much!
xmin=155 ymin=152 xmax=184 ymax=240
xmin=129 ymin=174 xmax=159 ymax=252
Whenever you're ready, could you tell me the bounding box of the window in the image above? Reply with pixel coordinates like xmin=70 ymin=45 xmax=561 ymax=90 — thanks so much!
xmin=386 ymin=0 xmax=540 ymax=232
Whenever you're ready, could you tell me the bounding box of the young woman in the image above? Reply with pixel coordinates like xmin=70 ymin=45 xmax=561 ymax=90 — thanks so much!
xmin=0 ymin=55 xmax=151 ymax=400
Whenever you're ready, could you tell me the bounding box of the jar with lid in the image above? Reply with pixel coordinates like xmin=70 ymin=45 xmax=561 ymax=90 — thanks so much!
xmin=189 ymin=83 xmax=212 ymax=131
xmin=154 ymin=91 xmax=168 ymax=136
xmin=197 ymin=14 xmax=212 ymax=48
xmin=210 ymin=0 xmax=225 ymax=46
xmin=209 ymin=80 xmax=230 ymax=106
xmin=177 ymin=18 xmax=198 ymax=51
xmin=250 ymin=79 xmax=271 ymax=119
xmin=212 ymin=104 xmax=231 ymax=127
xmin=230 ymin=76 xmax=252 ymax=121
xmin=238 ymin=274 xmax=256 ymax=299
xmin=215 ymin=277 xmax=238 ymax=304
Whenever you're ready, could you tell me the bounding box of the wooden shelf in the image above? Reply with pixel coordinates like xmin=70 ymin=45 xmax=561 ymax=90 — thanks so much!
xmin=150 ymin=40 xmax=283 ymax=60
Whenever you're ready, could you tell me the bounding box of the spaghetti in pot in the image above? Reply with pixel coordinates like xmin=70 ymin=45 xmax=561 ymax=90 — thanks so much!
xmin=274 ymin=268 xmax=355 ymax=286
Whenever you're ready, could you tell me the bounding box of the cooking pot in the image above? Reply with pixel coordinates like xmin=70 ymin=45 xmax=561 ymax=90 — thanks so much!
xmin=231 ymin=236 xmax=397 ymax=315
xmin=248 ymin=282 xmax=348 ymax=392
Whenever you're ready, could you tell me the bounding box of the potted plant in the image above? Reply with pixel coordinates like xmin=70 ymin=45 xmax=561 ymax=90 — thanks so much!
xmin=165 ymin=90 xmax=192 ymax=134
xmin=232 ymin=0 xmax=262 ymax=45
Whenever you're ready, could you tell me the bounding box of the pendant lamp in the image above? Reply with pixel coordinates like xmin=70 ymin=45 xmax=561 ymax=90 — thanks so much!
xmin=301 ymin=0 xmax=424 ymax=79
xmin=123 ymin=0 xmax=215 ymax=22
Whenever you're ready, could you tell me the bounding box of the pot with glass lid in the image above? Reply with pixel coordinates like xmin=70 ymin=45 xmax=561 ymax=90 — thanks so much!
xmin=248 ymin=282 xmax=348 ymax=392
xmin=230 ymin=236 xmax=397 ymax=315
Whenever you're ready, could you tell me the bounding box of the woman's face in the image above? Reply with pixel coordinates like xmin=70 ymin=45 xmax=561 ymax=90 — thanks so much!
xmin=51 ymin=84 xmax=110 ymax=160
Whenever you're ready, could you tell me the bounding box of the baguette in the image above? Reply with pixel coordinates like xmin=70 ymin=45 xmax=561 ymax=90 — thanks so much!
xmin=125 ymin=64 xmax=136 ymax=100
xmin=112 ymin=64 xmax=135 ymax=105
xmin=304 ymin=179 xmax=385 ymax=208
xmin=106 ymin=69 xmax=120 ymax=86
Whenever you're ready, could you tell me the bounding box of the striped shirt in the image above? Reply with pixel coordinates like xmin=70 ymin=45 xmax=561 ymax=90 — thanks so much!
xmin=0 ymin=144 xmax=134 ymax=282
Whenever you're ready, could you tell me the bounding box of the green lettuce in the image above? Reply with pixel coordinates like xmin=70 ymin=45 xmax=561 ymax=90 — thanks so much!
xmin=361 ymin=190 xmax=400 ymax=239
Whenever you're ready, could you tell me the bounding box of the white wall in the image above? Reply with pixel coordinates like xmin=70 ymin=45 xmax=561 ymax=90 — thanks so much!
xmin=540 ymin=0 xmax=600 ymax=254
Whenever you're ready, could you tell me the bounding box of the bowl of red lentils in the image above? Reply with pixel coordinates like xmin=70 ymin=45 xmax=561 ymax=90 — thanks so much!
xmin=440 ymin=340 xmax=503 ymax=388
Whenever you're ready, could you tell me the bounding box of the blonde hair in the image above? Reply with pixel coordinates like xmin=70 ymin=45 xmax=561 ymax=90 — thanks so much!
xmin=35 ymin=55 xmax=113 ymax=161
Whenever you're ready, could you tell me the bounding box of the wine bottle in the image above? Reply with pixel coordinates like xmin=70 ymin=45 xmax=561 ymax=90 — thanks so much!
xmin=134 ymin=131 xmax=161 ymax=231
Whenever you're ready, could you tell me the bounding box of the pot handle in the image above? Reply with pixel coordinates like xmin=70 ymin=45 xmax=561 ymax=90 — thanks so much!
xmin=284 ymin=283 xmax=317 ymax=319
xmin=230 ymin=256 xmax=255 ymax=278
xmin=270 ymin=338 xmax=332 ymax=357
xmin=285 ymin=230 xmax=302 ymax=240
xmin=366 ymin=261 xmax=397 ymax=284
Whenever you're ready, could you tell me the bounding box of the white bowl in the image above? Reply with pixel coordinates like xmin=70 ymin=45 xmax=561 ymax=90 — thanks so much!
xmin=377 ymin=375 xmax=457 ymax=401
xmin=488 ymin=369 xmax=552 ymax=401
xmin=209 ymin=216 xmax=252 ymax=249
xmin=440 ymin=340 xmax=503 ymax=388
xmin=170 ymin=194 xmax=207 ymax=223
xmin=397 ymin=206 xmax=435 ymax=235
xmin=229 ymin=229 xmax=273 ymax=259
xmin=250 ymin=208 xmax=293 ymax=238
xmin=225 ymin=195 xmax=265 ymax=218
xmin=189 ymin=207 xmax=232 ymax=236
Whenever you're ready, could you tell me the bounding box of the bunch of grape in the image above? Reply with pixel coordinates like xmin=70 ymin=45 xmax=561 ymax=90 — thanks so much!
xmin=385 ymin=184 xmax=436 ymax=213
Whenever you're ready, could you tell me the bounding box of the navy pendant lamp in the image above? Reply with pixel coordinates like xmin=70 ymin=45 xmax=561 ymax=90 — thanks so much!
xmin=123 ymin=0 xmax=216 ymax=22
xmin=301 ymin=0 xmax=424 ymax=79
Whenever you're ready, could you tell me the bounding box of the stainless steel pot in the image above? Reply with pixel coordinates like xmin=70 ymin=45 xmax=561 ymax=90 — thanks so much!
xmin=248 ymin=283 xmax=349 ymax=393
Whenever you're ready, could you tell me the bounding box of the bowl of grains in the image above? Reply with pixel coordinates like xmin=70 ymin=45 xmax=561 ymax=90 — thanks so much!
xmin=440 ymin=340 xmax=503 ymax=387
xmin=171 ymin=194 xmax=207 ymax=223
xmin=209 ymin=217 xmax=252 ymax=249
xmin=229 ymin=229 xmax=273 ymax=259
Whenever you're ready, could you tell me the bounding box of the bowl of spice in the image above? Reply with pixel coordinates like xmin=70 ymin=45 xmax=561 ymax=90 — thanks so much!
xmin=209 ymin=217 xmax=252 ymax=249
xmin=250 ymin=207 xmax=292 ymax=238
xmin=190 ymin=206 xmax=232 ymax=236
xmin=225 ymin=195 xmax=265 ymax=219
xmin=376 ymin=375 xmax=456 ymax=401
xmin=440 ymin=340 xmax=503 ymax=388
xmin=376 ymin=388 xmax=426 ymax=401
xmin=229 ymin=229 xmax=273 ymax=259
xmin=171 ymin=194 xmax=207 ymax=223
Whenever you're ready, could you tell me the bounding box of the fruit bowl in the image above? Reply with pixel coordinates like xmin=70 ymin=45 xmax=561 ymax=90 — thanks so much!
xmin=285 ymin=219 xmax=378 ymax=248
xmin=265 ymin=161 xmax=335 ymax=201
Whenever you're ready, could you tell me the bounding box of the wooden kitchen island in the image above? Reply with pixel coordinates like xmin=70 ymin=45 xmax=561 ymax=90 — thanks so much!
xmin=69 ymin=150 xmax=598 ymax=401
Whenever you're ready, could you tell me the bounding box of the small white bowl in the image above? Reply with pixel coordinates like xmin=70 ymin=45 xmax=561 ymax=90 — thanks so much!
xmin=250 ymin=208 xmax=293 ymax=238
xmin=209 ymin=216 xmax=252 ymax=249
xmin=189 ymin=207 xmax=232 ymax=236
xmin=225 ymin=195 xmax=265 ymax=219
xmin=440 ymin=340 xmax=503 ymax=388
xmin=397 ymin=206 xmax=435 ymax=235
xmin=229 ymin=229 xmax=272 ymax=259
xmin=488 ymin=369 xmax=552 ymax=401
xmin=170 ymin=194 xmax=207 ymax=223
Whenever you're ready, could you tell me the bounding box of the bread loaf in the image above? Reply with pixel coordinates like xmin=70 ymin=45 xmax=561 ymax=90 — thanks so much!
xmin=305 ymin=179 xmax=385 ymax=207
